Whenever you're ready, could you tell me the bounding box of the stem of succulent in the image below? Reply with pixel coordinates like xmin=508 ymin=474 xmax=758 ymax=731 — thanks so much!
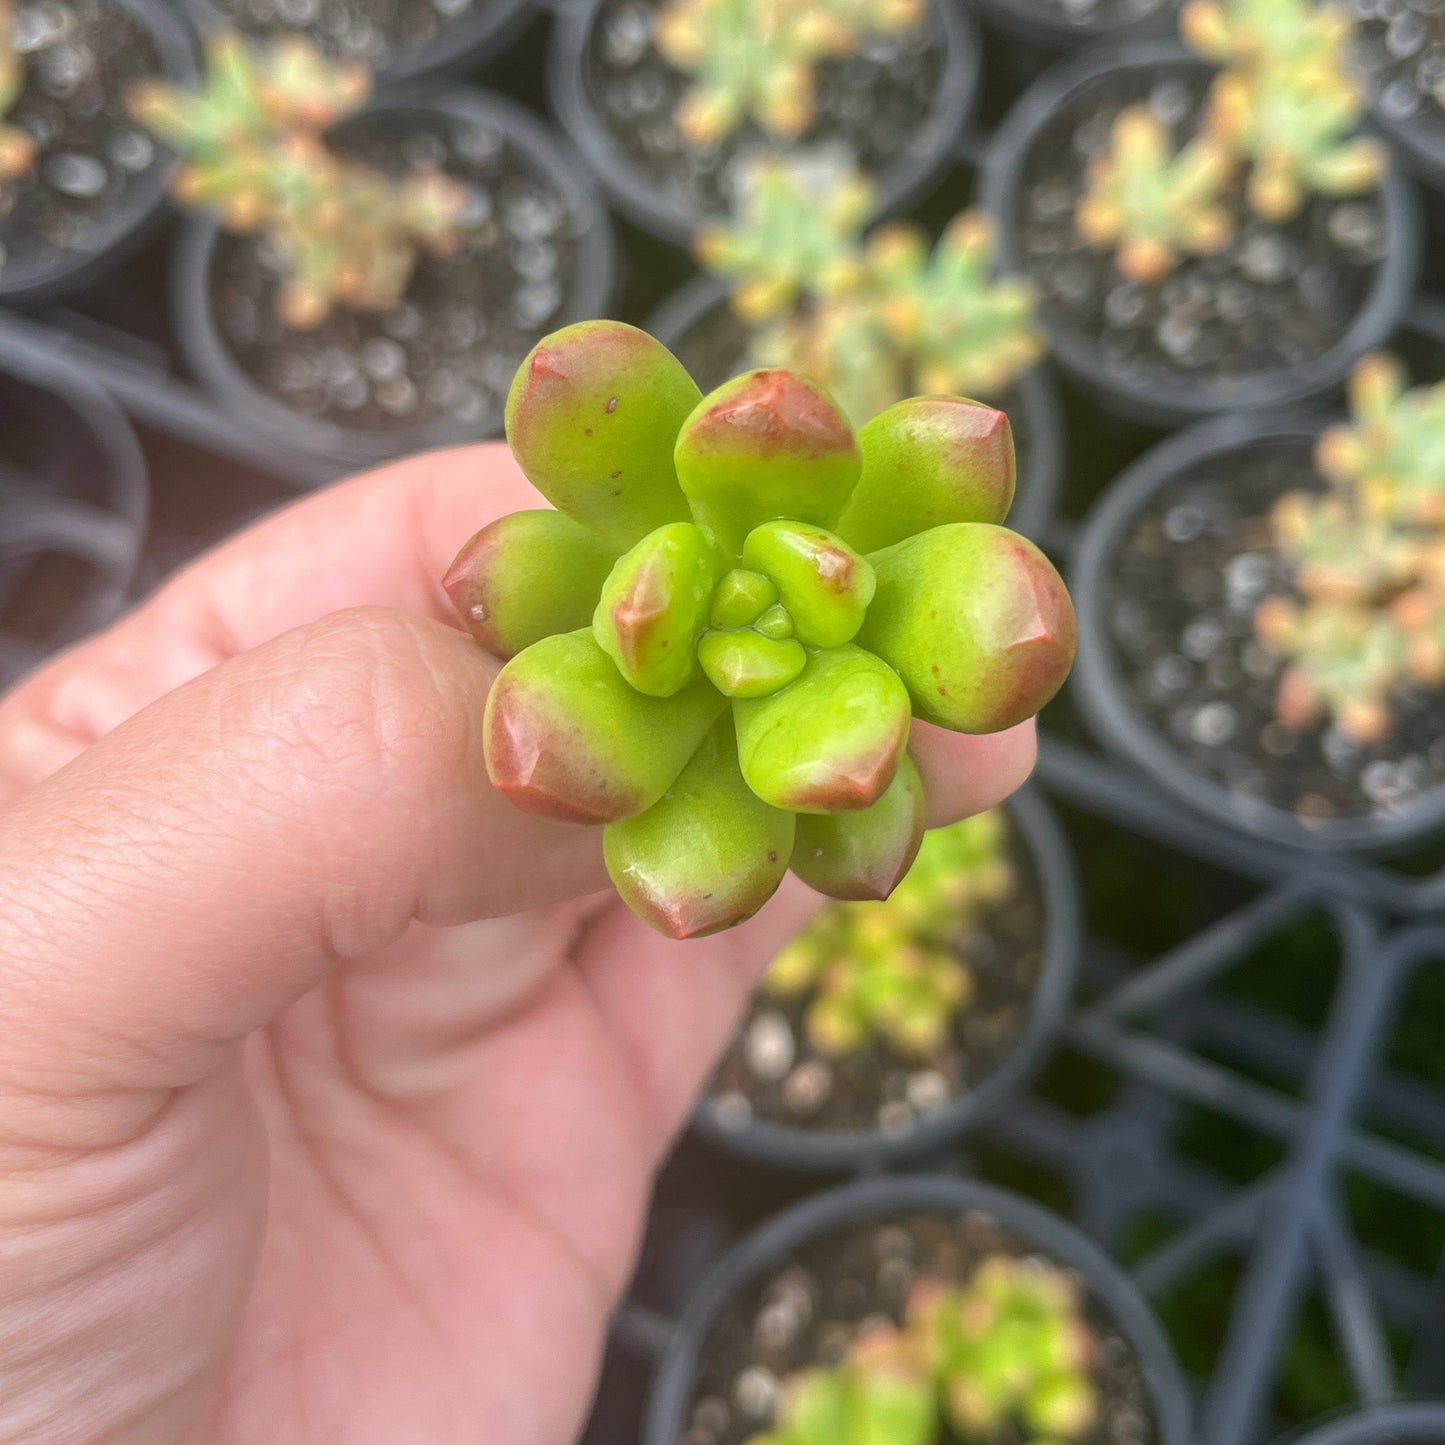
xmin=603 ymin=713 xmax=795 ymax=939
xmin=506 ymin=322 xmax=701 ymax=551
xmin=444 ymin=510 xmax=619 ymax=659
xmin=859 ymin=523 xmax=1076 ymax=733
xmin=449 ymin=321 xmax=1075 ymax=935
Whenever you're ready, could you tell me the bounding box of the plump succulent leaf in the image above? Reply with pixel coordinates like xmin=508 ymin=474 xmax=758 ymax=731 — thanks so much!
xmin=697 ymin=629 xmax=808 ymax=697
xmin=592 ymin=522 xmax=722 ymax=696
xmin=506 ymin=321 xmax=701 ymax=550
xmin=444 ymin=510 xmax=618 ymax=659
xmin=789 ymin=751 xmax=925 ymax=898
xmin=604 ymin=716 xmax=795 ymax=938
xmin=483 ymin=629 xmax=725 ymax=822
xmin=741 ymin=521 xmax=876 ymax=647
xmin=734 ymin=644 xmax=911 ymax=811
xmin=836 ymin=396 xmax=1016 ymax=554
xmin=674 ymin=368 xmax=862 ymax=558
xmin=860 ymin=523 xmax=1076 ymax=732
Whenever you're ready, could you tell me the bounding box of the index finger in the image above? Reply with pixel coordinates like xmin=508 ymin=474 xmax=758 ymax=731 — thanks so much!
xmin=0 ymin=443 xmax=534 ymax=798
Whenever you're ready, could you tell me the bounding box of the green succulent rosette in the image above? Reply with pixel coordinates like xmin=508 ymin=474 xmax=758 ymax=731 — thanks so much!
xmin=444 ymin=320 xmax=1076 ymax=939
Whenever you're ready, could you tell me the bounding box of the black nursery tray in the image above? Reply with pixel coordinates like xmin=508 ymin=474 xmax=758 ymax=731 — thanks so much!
xmin=6 ymin=16 xmax=1445 ymax=1445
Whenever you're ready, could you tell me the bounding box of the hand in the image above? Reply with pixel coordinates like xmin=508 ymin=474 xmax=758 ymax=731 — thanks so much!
xmin=0 ymin=445 xmax=1037 ymax=1445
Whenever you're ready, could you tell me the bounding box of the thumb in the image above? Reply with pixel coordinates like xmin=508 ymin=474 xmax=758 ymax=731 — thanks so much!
xmin=0 ymin=606 xmax=604 ymax=1108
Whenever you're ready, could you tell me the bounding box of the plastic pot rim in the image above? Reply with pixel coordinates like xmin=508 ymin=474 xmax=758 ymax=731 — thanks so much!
xmin=1271 ymin=1401 xmax=1445 ymax=1445
xmin=0 ymin=325 xmax=150 ymax=639
xmin=644 ymin=271 xmax=1066 ymax=544
xmin=642 ymin=1173 xmax=1193 ymax=1445
xmin=1070 ymin=406 xmax=1445 ymax=855
xmin=546 ymin=0 xmax=981 ymax=249
xmin=170 ymin=85 xmax=617 ymax=471
xmin=0 ymin=0 xmax=199 ymax=309
xmin=980 ymin=39 xmax=1424 ymax=429
xmin=971 ymin=0 xmax=1177 ymax=54
xmin=686 ymin=785 xmax=1083 ymax=1173
xmin=178 ymin=0 xmax=541 ymax=89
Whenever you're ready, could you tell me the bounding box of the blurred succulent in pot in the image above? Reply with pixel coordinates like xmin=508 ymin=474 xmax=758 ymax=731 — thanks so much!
xmin=1075 ymin=0 xmax=1385 ymax=275
xmin=654 ymin=0 xmax=923 ymax=143
xmin=1255 ymin=354 xmax=1445 ymax=744
xmin=701 ymin=155 xmax=1041 ymax=426
xmin=752 ymin=1325 xmax=936 ymax=1445
xmin=0 ymin=0 xmax=33 ymax=181
xmin=765 ymin=810 xmax=1015 ymax=1057
xmin=129 ymin=31 xmax=467 ymax=327
xmin=1074 ymin=106 xmax=1233 ymax=283
xmin=746 ymin=1257 xmax=1097 ymax=1445
xmin=444 ymin=320 xmax=1075 ymax=938
xmin=911 ymin=1259 xmax=1098 ymax=1442
xmin=696 ymin=151 xmax=871 ymax=322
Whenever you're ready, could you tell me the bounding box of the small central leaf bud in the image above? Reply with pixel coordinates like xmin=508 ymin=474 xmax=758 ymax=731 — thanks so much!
xmin=697 ymin=629 xmax=807 ymax=698
xmin=742 ymin=520 xmax=876 ymax=648
xmin=754 ymin=602 xmax=794 ymax=640
xmin=709 ymin=568 xmax=778 ymax=628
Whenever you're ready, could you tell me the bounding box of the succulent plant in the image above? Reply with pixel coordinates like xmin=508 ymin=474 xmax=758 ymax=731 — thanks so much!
xmin=653 ymin=0 xmax=923 ymax=144
xmin=130 ymin=31 xmax=467 ymax=327
xmin=746 ymin=1257 xmax=1097 ymax=1445
xmin=1255 ymin=354 xmax=1445 ymax=744
xmin=765 ymin=809 xmax=1015 ymax=1056
xmin=703 ymin=155 xmax=1041 ymax=426
xmin=1075 ymin=106 xmax=1234 ymax=283
xmin=1201 ymin=61 xmax=1385 ymax=220
xmin=0 ymin=0 xmax=33 ymax=182
xmin=1181 ymin=0 xmax=1353 ymax=76
xmin=910 ymin=1259 xmax=1098 ymax=1443
xmin=696 ymin=152 xmax=872 ymax=323
xmin=752 ymin=1326 xmax=936 ymax=1445
xmin=444 ymin=321 xmax=1075 ymax=938
xmin=861 ymin=213 xmax=1043 ymax=397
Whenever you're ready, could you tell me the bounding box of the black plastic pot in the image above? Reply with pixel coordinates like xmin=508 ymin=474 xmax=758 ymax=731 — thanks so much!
xmin=0 ymin=328 xmax=149 ymax=682
xmin=170 ymin=86 xmax=616 ymax=471
xmin=547 ymin=0 xmax=980 ymax=249
xmin=643 ymin=1175 xmax=1192 ymax=1445
xmin=1370 ymin=82 xmax=1445 ymax=202
xmin=179 ymin=0 xmax=538 ymax=87
xmin=689 ymin=787 xmax=1081 ymax=1173
xmin=1071 ymin=407 xmax=1445 ymax=854
xmin=646 ymin=273 xmax=1066 ymax=543
xmin=981 ymin=40 xmax=1423 ymax=429
xmin=1276 ymin=1403 xmax=1445 ymax=1445
xmin=0 ymin=0 xmax=197 ymax=309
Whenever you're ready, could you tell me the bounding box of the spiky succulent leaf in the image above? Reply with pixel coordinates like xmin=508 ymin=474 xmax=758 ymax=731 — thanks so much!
xmin=733 ymin=644 xmax=910 ymax=812
xmin=837 ymin=396 xmax=1015 ymax=554
xmin=790 ymin=751 xmax=925 ymax=898
xmin=444 ymin=510 xmax=619 ymax=659
xmin=674 ymin=368 xmax=861 ymax=558
xmin=483 ymin=630 xmax=725 ymax=822
xmin=860 ymin=524 xmax=1076 ymax=732
xmin=604 ymin=715 xmax=795 ymax=938
xmin=506 ymin=322 xmax=701 ymax=549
